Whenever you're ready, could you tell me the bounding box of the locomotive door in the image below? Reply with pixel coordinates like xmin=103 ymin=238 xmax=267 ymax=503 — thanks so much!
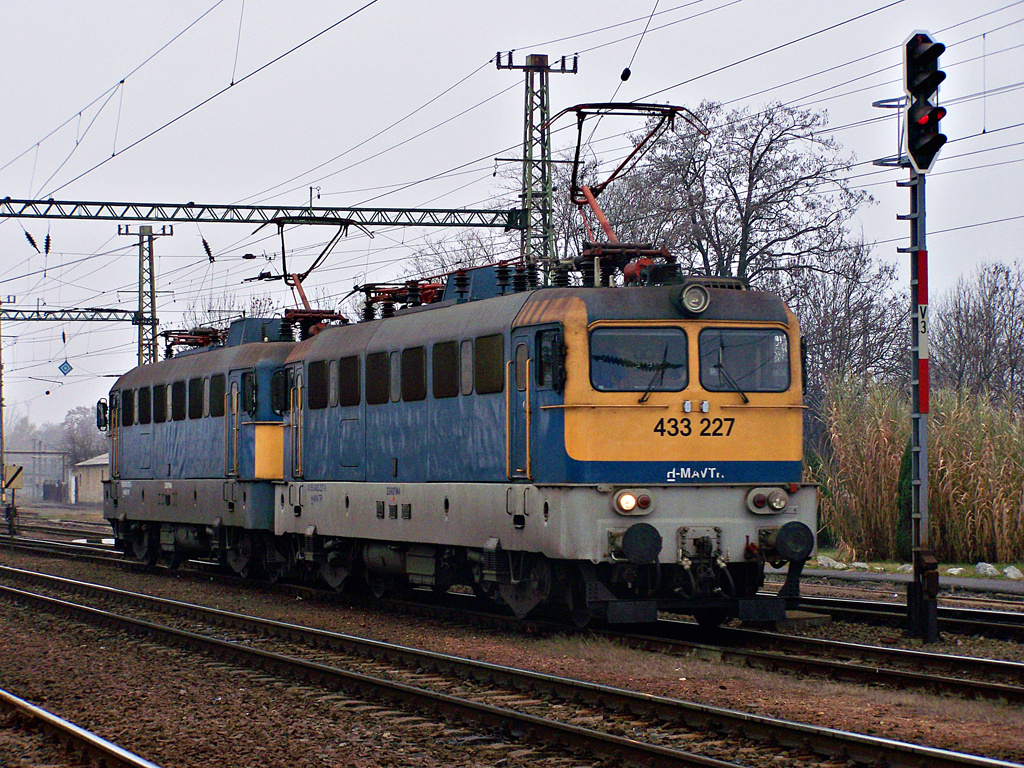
xmin=290 ymin=369 xmax=304 ymax=478
xmin=510 ymin=332 xmax=533 ymax=480
xmin=509 ymin=324 xmax=565 ymax=483
xmin=110 ymin=391 xmax=121 ymax=479
xmin=224 ymin=381 xmax=239 ymax=476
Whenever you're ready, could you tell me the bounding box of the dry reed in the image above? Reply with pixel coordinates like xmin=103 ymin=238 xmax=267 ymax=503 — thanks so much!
xmin=813 ymin=379 xmax=1024 ymax=563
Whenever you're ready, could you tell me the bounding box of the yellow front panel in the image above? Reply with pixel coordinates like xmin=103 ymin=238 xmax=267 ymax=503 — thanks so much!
xmin=561 ymin=317 xmax=804 ymax=464
xmin=253 ymin=423 xmax=285 ymax=480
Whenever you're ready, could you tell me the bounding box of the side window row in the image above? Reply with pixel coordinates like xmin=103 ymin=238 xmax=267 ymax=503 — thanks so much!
xmin=119 ymin=373 xmax=233 ymax=427
xmin=305 ymin=334 xmax=505 ymax=411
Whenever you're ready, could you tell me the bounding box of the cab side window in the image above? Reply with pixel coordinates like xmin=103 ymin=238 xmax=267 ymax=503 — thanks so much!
xmin=137 ymin=387 xmax=152 ymax=425
xmin=308 ymin=360 xmax=329 ymax=410
xmin=121 ymin=389 xmax=135 ymax=427
xmin=188 ymin=378 xmax=204 ymax=419
xmin=171 ymin=381 xmax=186 ymax=421
xmin=366 ymin=352 xmax=389 ymax=405
xmin=241 ymin=371 xmax=257 ymax=415
xmin=153 ymin=384 xmax=167 ymax=423
xmin=338 ymin=356 xmax=360 ymax=406
xmin=209 ymin=374 xmax=226 ymax=417
xmin=474 ymin=334 xmax=504 ymax=394
xmin=270 ymin=369 xmax=291 ymax=415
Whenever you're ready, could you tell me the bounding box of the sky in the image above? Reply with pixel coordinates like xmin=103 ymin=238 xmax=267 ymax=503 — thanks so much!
xmin=0 ymin=0 xmax=1021 ymax=428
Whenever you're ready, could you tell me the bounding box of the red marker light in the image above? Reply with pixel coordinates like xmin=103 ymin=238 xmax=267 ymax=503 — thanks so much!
xmin=637 ymin=494 xmax=651 ymax=509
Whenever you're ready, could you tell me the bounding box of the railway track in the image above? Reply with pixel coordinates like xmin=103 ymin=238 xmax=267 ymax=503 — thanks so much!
xmin=612 ymin=621 xmax=1024 ymax=703
xmin=0 ymin=686 xmax=161 ymax=768
xmin=4 ymin=536 xmax=1024 ymax=704
xmin=798 ymin=595 xmax=1024 ymax=641
xmin=15 ymin=521 xmax=113 ymax=540
xmin=0 ymin=565 xmax=1018 ymax=768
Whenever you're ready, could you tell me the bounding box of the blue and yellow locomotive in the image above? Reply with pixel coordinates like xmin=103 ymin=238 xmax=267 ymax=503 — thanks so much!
xmin=101 ymin=263 xmax=816 ymax=626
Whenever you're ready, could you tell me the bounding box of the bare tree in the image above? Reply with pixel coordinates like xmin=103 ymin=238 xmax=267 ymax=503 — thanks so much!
xmin=771 ymin=243 xmax=906 ymax=393
xmin=598 ymin=101 xmax=870 ymax=281
xmin=401 ymin=229 xmax=517 ymax=280
xmin=182 ymin=292 xmax=279 ymax=330
xmin=60 ymin=406 xmax=106 ymax=465
xmin=932 ymin=262 xmax=1024 ymax=412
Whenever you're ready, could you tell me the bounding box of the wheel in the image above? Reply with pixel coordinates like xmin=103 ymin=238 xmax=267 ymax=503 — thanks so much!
xmin=129 ymin=526 xmax=159 ymax=566
xmin=226 ymin=532 xmax=260 ymax=579
xmin=320 ymin=558 xmax=350 ymax=591
xmin=498 ymin=556 xmax=552 ymax=619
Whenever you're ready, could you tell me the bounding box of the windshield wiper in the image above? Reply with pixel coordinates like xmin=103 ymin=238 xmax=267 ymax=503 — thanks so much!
xmin=714 ymin=346 xmax=749 ymax=404
xmin=639 ymin=345 xmax=669 ymax=404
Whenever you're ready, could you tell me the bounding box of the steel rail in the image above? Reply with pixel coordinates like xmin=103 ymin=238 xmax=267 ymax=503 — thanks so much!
xmin=605 ymin=621 xmax=1024 ymax=703
xmin=800 ymin=595 xmax=1024 ymax=641
xmin=0 ymin=568 xmax=1017 ymax=768
xmin=0 ymin=687 xmax=163 ymax=768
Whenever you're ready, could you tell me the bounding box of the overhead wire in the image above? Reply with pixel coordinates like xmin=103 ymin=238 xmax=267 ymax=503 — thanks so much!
xmin=40 ymin=0 xmax=384 ymax=197
xmin=8 ymin=2 xmax=1024 ymax=384
xmin=0 ymin=0 xmax=230 ymax=177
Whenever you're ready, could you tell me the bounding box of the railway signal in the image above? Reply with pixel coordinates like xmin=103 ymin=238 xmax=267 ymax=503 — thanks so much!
xmin=904 ymin=32 xmax=946 ymax=173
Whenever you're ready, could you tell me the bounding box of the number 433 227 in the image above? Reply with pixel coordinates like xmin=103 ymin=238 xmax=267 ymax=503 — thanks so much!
xmin=653 ymin=417 xmax=735 ymax=437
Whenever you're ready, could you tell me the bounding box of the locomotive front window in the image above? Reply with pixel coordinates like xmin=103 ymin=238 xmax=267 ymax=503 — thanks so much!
xmin=590 ymin=327 xmax=688 ymax=392
xmin=698 ymin=328 xmax=790 ymax=393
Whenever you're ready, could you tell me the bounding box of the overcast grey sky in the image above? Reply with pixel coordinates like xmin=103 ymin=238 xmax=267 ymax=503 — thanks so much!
xmin=1 ymin=0 xmax=1021 ymax=426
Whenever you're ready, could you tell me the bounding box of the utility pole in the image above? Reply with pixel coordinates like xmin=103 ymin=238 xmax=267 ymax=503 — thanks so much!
xmin=119 ymin=224 xmax=171 ymax=365
xmin=497 ymin=52 xmax=577 ymax=275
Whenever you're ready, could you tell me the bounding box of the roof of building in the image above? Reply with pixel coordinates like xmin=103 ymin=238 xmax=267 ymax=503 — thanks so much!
xmin=75 ymin=453 xmax=109 ymax=468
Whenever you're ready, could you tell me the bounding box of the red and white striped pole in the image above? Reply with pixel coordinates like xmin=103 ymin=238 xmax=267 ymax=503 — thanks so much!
xmin=898 ymin=169 xmax=938 ymax=642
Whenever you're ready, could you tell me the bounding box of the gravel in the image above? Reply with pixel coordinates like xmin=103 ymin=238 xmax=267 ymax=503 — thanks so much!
xmin=1 ymin=534 xmax=1022 ymax=764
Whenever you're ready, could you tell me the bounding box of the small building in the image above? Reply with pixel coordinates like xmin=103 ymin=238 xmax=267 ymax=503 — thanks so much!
xmin=72 ymin=453 xmax=109 ymax=505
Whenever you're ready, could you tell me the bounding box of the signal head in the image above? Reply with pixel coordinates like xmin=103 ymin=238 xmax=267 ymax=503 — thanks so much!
xmin=904 ymin=31 xmax=947 ymax=173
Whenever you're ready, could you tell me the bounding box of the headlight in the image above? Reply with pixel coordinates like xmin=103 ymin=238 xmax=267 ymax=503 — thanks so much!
xmin=746 ymin=487 xmax=790 ymax=514
xmin=614 ymin=489 xmax=655 ymax=516
xmin=678 ymin=283 xmax=710 ymax=315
